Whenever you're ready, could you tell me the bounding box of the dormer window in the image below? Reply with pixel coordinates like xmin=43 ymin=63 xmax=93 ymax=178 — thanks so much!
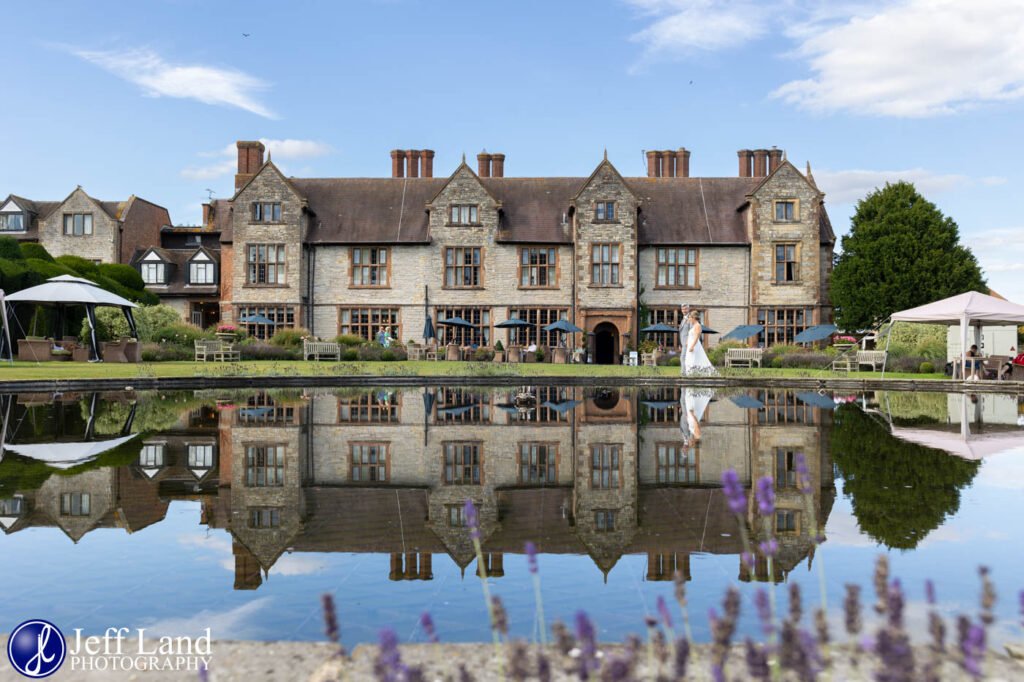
xmin=252 ymin=202 xmax=282 ymax=222
xmin=774 ymin=200 xmax=797 ymax=222
xmin=0 ymin=213 xmax=24 ymax=231
xmin=595 ymin=201 xmax=616 ymax=221
xmin=449 ymin=204 xmax=478 ymax=225
xmin=141 ymin=261 xmax=166 ymax=284
xmin=189 ymin=252 xmax=216 ymax=285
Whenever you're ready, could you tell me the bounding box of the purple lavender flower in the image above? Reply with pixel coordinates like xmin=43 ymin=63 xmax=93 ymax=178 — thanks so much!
xmin=754 ymin=588 xmax=773 ymax=636
xmin=574 ymin=611 xmax=598 ymax=679
xmin=420 ymin=611 xmax=439 ymax=643
xmin=721 ymin=469 xmax=746 ymax=515
xmin=758 ymin=539 xmax=778 ymax=558
xmin=925 ymin=579 xmax=936 ymax=606
xmin=525 ymin=541 xmax=538 ymax=575
xmin=755 ymin=476 xmax=775 ymax=516
xmin=464 ymin=499 xmax=480 ymax=540
xmin=887 ymin=579 xmax=905 ymax=629
xmin=961 ymin=621 xmax=986 ymax=678
xmin=198 ymin=662 xmax=209 ymax=682
xmin=711 ymin=664 xmax=725 ymax=682
xmin=744 ymin=639 xmax=770 ymax=681
xmin=375 ymin=628 xmax=405 ymax=682
xmin=321 ymin=592 xmax=346 ymax=658
xmin=491 ymin=595 xmax=509 ymax=636
xmin=843 ymin=584 xmax=862 ymax=636
xmin=741 ymin=551 xmax=755 ymax=569
xmin=794 ymin=452 xmax=812 ymax=495
xmin=656 ymin=595 xmax=674 ymax=630
xmin=674 ymin=638 xmax=690 ymax=679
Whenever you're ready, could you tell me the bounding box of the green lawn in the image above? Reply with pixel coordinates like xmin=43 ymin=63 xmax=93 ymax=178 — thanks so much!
xmin=0 ymin=360 xmax=947 ymax=383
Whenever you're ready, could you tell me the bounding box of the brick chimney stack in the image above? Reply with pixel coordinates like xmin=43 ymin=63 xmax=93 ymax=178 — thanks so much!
xmin=768 ymin=147 xmax=783 ymax=173
xmin=202 ymin=203 xmax=213 ymax=227
xmin=676 ymin=149 xmax=691 ymax=178
xmin=646 ymin=151 xmax=658 ymax=177
xmin=753 ymin=149 xmax=769 ymax=177
xmin=477 ymin=152 xmax=492 ymax=177
xmin=391 ymin=150 xmax=405 ymax=178
xmin=662 ymin=151 xmax=676 ymax=177
xmin=405 ymin=150 xmax=420 ymax=178
xmin=421 ymin=150 xmax=435 ymax=178
xmin=737 ymin=150 xmax=753 ymax=177
xmin=235 ymin=140 xmax=265 ymax=191
xmin=490 ymin=153 xmax=505 ymax=178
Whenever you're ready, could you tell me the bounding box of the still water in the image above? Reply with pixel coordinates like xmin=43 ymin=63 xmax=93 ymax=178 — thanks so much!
xmin=0 ymin=385 xmax=1022 ymax=647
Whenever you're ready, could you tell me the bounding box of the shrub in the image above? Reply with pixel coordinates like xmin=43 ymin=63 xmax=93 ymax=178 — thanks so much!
xmin=83 ymin=306 xmax=131 ymax=342
xmin=134 ymin=305 xmax=186 ymax=342
xmin=667 ymin=356 xmax=680 ymax=367
xmin=473 ymin=348 xmax=494 ymax=362
xmin=98 ymin=263 xmax=145 ymax=291
xmin=770 ymin=356 xmax=784 ymax=369
xmin=269 ymin=327 xmax=309 ymax=348
xmin=381 ymin=350 xmax=396 ymax=362
xmin=151 ymin=323 xmax=210 ymax=347
xmin=638 ymin=339 xmax=658 ymax=354
xmin=775 ymin=352 xmax=832 ymax=369
xmin=919 ymin=361 xmax=935 ymax=374
xmin=240 ymin=343 xmax=300 ymax=361
xmin=342 ymin=348 xmax=358 ymax=361
xmin=55 ymin=255 xmax=100 ymax=279
xmin=707 ymin=340 xmax=746 ymax=366
xmin=334 ymin=334 xmax=365 ymax=347
xmin=140 ymin=342 xmax=192 ymax=362
xmin=535 ymin=348 xmax=546 ymax=362
xmin=23 ymin=258 xmax=74 ymax=281
xmin=357 ymin=343 xmax=384 ymax=361
xmin=19 ymin=243 xmax=53 ymax=262
xmin=891 ymin=355 xmax=926 ymax=373
xmin=0 ymin=236 xmax=24 ymax=260
xmin=768 ymin=344 xmax=803 ymax=355
xmin=494 ymin=339 xmax=504 ymax=352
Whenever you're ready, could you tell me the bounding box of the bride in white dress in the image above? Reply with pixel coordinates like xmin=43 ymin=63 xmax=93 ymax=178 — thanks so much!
xmin=683 ymin=310 xmax=716 ymax=376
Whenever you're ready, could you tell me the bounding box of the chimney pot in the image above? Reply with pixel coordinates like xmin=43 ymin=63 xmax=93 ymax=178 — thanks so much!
xmin=406 ymin=150 xmax=419 ymax=178
xmin=490 ymin=153 xmax=505 ymax=178
xmin=477 ymin=152 xmax=491 ymax=178
xmin=646 ymin=151 xmax=658 ymax=178
xmin=753 ymin=149 xmax=769 ymax=177
xmin=202 ymin=203 xmax=212 ymax=227
xmin=737 ymin=150 xmax=753 ymax=178
xmin=663 ymin=151 xmax=676 ymax=178
xmin=768 ymin=147 xmax=783 ymax=173
xmin=391 ymin=150 xmax=405 ymax=178
xmin=421 ymin=149 xmax=435 ymax=178
xmin=677 ymin=148 xmax=691 ymax=178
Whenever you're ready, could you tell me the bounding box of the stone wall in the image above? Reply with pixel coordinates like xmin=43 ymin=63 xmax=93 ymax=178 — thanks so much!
xmin=37 ymin=188 xmax=118 ymax=262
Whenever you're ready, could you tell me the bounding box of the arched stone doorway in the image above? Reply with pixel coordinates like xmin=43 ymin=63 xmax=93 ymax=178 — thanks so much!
xmin=593 ymin=322 xmax=619 ymax=365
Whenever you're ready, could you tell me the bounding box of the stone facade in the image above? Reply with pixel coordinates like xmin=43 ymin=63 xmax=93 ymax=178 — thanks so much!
xmin=37 ymin=188 xmax=121 ymax=263
xmin=218 ymin=143 xmax=833 ymax=355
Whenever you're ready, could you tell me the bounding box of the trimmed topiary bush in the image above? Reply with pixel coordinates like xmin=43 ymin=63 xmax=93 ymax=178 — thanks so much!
xmin=19 ymin=243 xmax=53 ymax=262
xmin=342 ymin=348 xmax=359 ymax=361
xmin=98 ymin=263 xmax=145 ymax=291
xmin=23 ymin=258 xmax=75 ymax=280
xmin=919 ymin=361 xmax=935 ymax=374
xmin=55 ymin=255 xmax=100 ymax=279
xmin=667 ymin=356 xmax=680 ymax=367
xmin=0 ymin=236 xmax=24 ymax=260
xmin=381 ymin=350 xmax=396 ymax=362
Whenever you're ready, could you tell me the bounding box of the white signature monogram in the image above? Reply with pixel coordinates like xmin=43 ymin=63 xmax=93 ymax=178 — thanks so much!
xmin=23 ymin=623 xmax=57 ymax=677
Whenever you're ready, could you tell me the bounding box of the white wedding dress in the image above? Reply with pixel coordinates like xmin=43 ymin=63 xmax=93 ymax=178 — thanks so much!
xmin=684 ymin=325 xmax=716 ymax=376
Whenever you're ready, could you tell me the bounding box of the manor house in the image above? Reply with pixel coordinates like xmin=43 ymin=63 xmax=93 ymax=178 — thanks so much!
xmin=204 ymin=142 xmax=833 ymax=362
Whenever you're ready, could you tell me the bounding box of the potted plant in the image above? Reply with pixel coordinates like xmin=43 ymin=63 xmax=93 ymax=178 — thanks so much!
xmin=216 ymin=324 xmax=239 ymax=341
xmin=493 ymin=339 xmax=505 ymax=362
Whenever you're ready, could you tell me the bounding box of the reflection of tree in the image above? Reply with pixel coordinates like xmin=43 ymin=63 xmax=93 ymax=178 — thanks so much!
xmin=831 ymin=404 xmax=980 ymax=550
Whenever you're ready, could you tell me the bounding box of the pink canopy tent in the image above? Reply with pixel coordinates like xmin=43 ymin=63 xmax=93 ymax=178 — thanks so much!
xmin=885 ymin=291 xmax=1024 ymax=380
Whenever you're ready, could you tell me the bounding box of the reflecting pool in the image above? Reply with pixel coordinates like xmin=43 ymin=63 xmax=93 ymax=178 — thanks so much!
xmin=0 ymin=386 xmax=1022 ymax=647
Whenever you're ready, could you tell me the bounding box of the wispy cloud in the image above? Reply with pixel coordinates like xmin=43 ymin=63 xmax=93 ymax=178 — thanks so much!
xmin=70 ymin=47 xmax=276 ymax=118
xmin=625 ymin=0 xmax=1024 ymax=117
xmin=181 ymin=138 xmax=332 ymax=180
xmin=143 ymin=598 xmax=272 ymax=639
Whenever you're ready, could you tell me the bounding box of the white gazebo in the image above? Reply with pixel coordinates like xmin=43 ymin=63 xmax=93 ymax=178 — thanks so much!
xmin=1 ymin=275 xmax=138 ymax=362
xmin=885 ymin=291 xmax=1024 ymax=379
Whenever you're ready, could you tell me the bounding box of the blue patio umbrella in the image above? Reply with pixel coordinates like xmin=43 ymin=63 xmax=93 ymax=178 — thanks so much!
xmin=729 ymin=394 xmax=765 ymax=409
xmin=640 ymin=323 xmax=678 ymax=333
xmin=437 ymin=404 xmax=476 ymax=417
xmin=721 ymin=324 xmax=764 ymax=341
xmin=437 ymin=317 xmax=477 ymax=328
xmin=793 ymin=324 xmax=839 ymax=344
xmin=543 ymin=319 xmax=583 ymax=334
xmin=541 ymin=399 xmax=581 ymax=413
xmin=496 ymin=318 xmax=532 ymax=344
xmin=238 ymin=314 xmax=276 ymax=325
xmin=641 ymin=400 xmax=678 ymax=410
xmin=423 ymin=315 xmax=436 ymax=341
xmin=796 ymin=392 xmax=838 ymax=410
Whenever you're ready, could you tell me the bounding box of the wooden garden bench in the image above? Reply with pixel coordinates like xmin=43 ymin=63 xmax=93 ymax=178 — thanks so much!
xmin=856 ymin=350 xmax=887 ymax=371
xmin=303 ymin=339 xmax=341 ymax=361
xmin=725 ymin=348 xmax=763 ymax=368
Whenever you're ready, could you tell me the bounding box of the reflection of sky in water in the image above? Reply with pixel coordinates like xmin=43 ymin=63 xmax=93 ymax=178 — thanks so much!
xmin=0 ymin=391 xmax=1022 ymax=648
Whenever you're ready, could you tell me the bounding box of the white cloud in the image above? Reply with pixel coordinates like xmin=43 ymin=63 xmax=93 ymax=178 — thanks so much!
xmin=965 ymin=227 xmax=1024 ymax=302
xmin=181 ymin=138 xmax=332 ymax=181
xmin=143 ymin=599 xmax=272 ymax=639
xmin=71 ymin=47 xmax=276 ymax=118
xmin=626 ymin=0 xmax=768 ymax=55
xmin=813 ymin=168 xmax=970 ymax=204
xmin=773 ymin=0 xmax=1024 ymax=116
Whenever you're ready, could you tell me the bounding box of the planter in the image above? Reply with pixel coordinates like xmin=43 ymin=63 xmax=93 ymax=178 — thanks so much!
xmin=493 ymin=351 xmax=505 ymax=362
xmin=72 ymin=347 xmax=94 ymax=362
xmin=17 ymin=338 xmax=52 ymax=362
xmin=552 ymin=347 xmax=568 ymax=364
xmin=507 ymin=347 xmax=521 ymax=363
xmin=445 ymin=345 xmax=461 ymax=362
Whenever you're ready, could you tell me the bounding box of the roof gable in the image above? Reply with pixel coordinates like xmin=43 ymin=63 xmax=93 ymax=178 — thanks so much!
xmin=1 ymin=197 xmax=23 ymax=213
xmin=573 ymin=156 xmax=637 ymax=203
xmin=232 ymin=159 xmax=305 ymax=202
xmin=47 ymin=187 xmax=123 ymax=221
xmin=427 ymin=160 xmax=499 ymax=207
xmin=747 ymin=160 xmax=822 ymax=199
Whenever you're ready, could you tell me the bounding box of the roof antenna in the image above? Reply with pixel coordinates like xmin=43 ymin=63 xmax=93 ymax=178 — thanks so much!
xmin=205 ymin=189 xmax=216 ymax=201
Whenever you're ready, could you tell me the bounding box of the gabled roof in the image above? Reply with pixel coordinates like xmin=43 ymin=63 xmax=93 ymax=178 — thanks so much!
xmin=231 ymin=159 xmax=305 ymax=202
xmin=483 ymin=178 xmax=579 ymax=244
xmin=131 ymin=246 xmax=221 ymax=296
xmin=630 ymin=177 xmax=759 ymax=244
xmin=427 ymin=161 xmax=500 ymax=206
xmin=572 ymin=156 xmax=637 ymax=202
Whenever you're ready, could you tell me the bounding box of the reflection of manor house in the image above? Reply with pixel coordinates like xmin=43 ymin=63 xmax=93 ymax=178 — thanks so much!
xmin=200 ymin=387 xmax=835 ymax=589
xmin=1 ymin=388 xmax=835 ymax=588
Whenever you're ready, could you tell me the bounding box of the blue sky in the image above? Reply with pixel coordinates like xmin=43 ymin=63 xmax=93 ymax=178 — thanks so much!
xmin=2 ymin=0 xmax=1022 ymax=300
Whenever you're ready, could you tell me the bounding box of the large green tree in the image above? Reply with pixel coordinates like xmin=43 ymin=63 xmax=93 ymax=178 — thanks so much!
xmin=831 ymin=181 xmax=986 ymax=330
